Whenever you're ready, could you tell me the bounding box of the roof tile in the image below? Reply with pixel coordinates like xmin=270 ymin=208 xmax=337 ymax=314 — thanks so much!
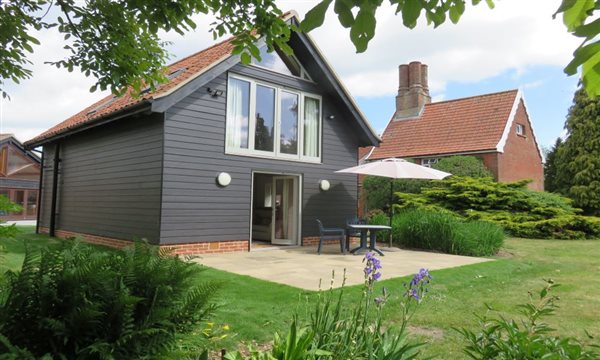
xmin=369 ymin=89 xmax=519 ymax=159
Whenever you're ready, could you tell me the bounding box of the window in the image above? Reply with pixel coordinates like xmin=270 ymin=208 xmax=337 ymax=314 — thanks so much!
xmin=421 ymin=158 xmax=439 ymax=168
xmin=226 ymin=75 xmax=322 ymax=162
xmin=516 ymin=123 xmax=525 ymax=136
xmin=251 ymin=46 xmax=312 ymax=81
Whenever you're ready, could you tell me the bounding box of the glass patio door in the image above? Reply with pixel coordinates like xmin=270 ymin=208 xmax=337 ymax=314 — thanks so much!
xmin=271 ymin=176 xmax=298 ymax=245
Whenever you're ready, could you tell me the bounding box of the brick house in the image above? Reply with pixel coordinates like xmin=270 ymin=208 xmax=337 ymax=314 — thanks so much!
xmin=361 ymin=61 xmax=544 ymax=191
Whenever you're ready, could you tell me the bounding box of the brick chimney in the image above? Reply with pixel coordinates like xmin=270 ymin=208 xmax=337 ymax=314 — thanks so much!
xmin=395 ymin=61 xmax=431 ymax=119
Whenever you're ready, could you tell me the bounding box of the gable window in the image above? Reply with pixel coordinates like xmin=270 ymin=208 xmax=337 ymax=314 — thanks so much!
xmin=226 ymin=74 xmax=322 ymax=162
xmin=516 ymin=123 xmax=525 ymax=136
xmin=421 ymin=158 xmax=439 ymax=168
xmin=251 ymin=46 xmax=312 ymax=81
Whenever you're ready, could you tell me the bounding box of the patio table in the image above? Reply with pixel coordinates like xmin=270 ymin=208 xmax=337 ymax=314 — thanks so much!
xmin=347 ymin=224 xmax=391 ymax=256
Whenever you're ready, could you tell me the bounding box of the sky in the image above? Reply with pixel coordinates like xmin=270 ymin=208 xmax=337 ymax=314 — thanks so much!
xmin=0 ymin=0 xmax=581 ymax=150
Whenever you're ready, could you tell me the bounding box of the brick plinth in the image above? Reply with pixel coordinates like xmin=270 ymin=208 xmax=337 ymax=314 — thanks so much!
xmin=38 ymin=227 xmax=249 ymax=255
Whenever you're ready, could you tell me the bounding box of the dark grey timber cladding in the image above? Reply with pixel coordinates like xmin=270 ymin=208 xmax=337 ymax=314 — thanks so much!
xmin=38 ymin=144 xmax=56 ymax=229
xmin=51 ymin=115 xmax=164 ymax=242
xmin=161 ymin=65 xmax=363 ymax=245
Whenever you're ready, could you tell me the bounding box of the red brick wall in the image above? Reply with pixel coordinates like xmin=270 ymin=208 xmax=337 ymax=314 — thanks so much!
xmin=496 ymin=100 xmax=544 ymax=191
xmin=39 ymin=227 xmax=348 ymax=254
xmin=39 ymin=226 xmax=250 ymax=255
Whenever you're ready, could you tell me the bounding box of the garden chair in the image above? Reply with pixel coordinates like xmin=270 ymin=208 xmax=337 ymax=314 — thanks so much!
xmin=316 ymin=219 xmax=346 ymax=255
xmin=346 ymin=217 xmax=366 ymax=251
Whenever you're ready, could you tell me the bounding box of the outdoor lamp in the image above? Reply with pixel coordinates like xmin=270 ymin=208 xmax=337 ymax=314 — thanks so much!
xmin=217 ymin=172 xmax=232 ymax=187
xmin=319 ymin=179 xmax=331 ymax=191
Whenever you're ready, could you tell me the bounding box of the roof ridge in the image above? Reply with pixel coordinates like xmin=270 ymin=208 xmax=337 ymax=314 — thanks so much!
xmin=427 ymin=88 xmax=518 ymax=106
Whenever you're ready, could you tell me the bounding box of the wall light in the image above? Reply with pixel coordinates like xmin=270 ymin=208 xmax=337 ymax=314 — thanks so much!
xmin=216 ymin=172 xmax=232 ymax=187
xmin=207 ymin=87 xmax=224 ymax=97
xmin=319 ymin=179 xmax=331 ymax=191
xmin=327 ymin=115 xmax=336 ymax=120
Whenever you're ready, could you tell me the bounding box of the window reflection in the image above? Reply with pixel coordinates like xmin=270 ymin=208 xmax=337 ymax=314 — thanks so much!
xmin=280 ymin=92 xmax=299 ymax=155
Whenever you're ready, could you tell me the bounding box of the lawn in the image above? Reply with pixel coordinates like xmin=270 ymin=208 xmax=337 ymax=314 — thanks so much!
xmin=1 ymin=226 xmax=599 ymax=358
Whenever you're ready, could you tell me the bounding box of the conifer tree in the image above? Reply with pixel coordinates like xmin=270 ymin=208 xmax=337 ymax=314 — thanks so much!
xmin=543 ymin=137 xmax=564 ymax=193
xmin=556 ymin=88 xmax=600 ymax=215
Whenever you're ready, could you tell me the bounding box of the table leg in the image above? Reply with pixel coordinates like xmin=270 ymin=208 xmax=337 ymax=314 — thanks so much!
xmin=369 ymin=230 xmax=384 ymax=256
xmin=350 ymin=229 xmax=369 ymax=254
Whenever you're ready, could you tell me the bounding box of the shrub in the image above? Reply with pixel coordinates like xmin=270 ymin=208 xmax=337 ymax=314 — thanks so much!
xmin=362 ymin=176 xmax=429 ymax=211
xmin=395 ymin=176 xmax=599 ymax=239
xmin=432 ymin=155 xmax=493 ymax=178
xmin=372 ymin=209 xmax=504 ymax=257
xmin=456 ymin=280 xmax=600 ymax=359
xmin=0 ymin=240 xmax=220 ymax=359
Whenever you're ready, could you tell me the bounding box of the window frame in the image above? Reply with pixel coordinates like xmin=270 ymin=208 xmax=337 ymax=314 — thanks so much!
xmin=225 ymin=73 xmax=323 ymax=163
xmin=516 ymin=123 xmax=525 ymax=136
xmin=421 ymin=158 xmax=439 ymax=168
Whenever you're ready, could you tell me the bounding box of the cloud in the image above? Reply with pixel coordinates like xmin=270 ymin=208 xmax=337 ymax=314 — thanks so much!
xmin=0 ymin=0 xmax=580 ymax=142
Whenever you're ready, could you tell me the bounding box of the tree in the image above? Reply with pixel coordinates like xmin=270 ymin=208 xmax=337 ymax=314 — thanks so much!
xmin=555 ymin=87 xmax=600 ymax=215
xmin=1 ymin=0 xmax=598 ymax=99
xmin=543 ymin=137 xmax=564 ymax=193
xmin=432 ymin=155 xmax=492 ymax=178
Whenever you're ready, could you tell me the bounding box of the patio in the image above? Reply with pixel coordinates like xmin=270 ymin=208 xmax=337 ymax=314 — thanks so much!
xmin=193 ymin=245 xmax=492 ymax=290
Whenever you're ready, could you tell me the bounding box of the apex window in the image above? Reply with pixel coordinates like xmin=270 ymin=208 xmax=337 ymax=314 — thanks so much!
xmin=226 ymin=75 xmax=322 ymax=162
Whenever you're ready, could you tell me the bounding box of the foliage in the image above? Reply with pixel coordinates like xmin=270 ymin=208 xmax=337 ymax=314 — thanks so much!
xmin=4 ymin=0 xmax=600 ymax=99
xmin=362 ymin=176 xmax=429 ymax=212
xmin=456 ymin=280 xmax=600 ymax=359
xmin=432 ymin=156 xmax=493 ymax=178
xmin=555 ymin=87 xmax=600 ymax=215
xmin=225 ymin=255 xmax=427 ymax=360
xmin=375 ymin=208 xmax=504 ymax=256
xmin=555 ymin=1 xmax=600 ymax=96
xmin=0 ymin=195 xmax=21 ymax=239
xmin=0 ymin=240 xmax=220 ymax=359
xmin=392 ymin=176 xmax=600 ymax=239
xmin=544 ymin=137 xmax=565 ymax=193
xmin=1 ymin=0 xmax=292 ymax=98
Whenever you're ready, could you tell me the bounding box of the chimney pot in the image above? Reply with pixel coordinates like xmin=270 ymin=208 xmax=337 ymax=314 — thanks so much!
xmin=399 ymin=65 xmax=409 ymax=95
xmin=395 ymin=61 xmax=431 ymax=119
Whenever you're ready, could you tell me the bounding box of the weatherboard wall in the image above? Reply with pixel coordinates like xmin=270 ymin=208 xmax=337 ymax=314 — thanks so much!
xmin=38 ymin=115 xmax=164 ymax=242
xmin=159 ymin=64 xmax=363 ymax=245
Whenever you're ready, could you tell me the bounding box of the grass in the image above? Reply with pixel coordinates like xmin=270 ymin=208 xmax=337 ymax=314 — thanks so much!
xmin=1 ymin=227 xmax=599 ymax=358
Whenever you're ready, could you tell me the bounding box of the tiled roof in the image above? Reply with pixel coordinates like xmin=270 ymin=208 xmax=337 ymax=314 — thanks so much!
xmin=25 ymin=36 xmax=237 ymax=146
xmin=368 ymin=89 xmax=519 ymax=160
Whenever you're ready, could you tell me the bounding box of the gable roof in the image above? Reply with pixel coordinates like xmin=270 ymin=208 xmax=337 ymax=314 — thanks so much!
xmin=367 ymin=89 xmax=540 ymax=160
xmin=0 ymin=134 xmax=41 ymax=163
xmin=25 ymin=12 xmax=379 ymax=147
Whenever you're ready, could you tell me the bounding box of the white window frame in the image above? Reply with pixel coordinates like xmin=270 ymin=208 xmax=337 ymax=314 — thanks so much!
xmin=516 ymin=123 xmax=525 ymax=136
xmin=421 ymin=158 xmax=439 ymax=168
xmin=225 ymin=73 xmax=322 ymax=163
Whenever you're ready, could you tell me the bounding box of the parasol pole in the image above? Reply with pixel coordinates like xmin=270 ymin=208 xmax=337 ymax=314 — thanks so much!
xmin=389 ymin=178 xmax=393 ymax=248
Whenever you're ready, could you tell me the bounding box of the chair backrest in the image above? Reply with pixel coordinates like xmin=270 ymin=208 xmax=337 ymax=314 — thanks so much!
xmin=315 ymin=219 xmax=325 ymax=233
xmin=346 ymin=217 xmax=366 ymax=226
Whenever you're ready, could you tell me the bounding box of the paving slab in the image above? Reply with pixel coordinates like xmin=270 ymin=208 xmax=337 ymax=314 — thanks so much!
xmin=193 ymin=245 xmax=492 ymax=290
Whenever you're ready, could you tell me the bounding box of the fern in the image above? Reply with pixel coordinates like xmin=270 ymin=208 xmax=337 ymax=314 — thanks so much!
xmin=0 ymin=240 xmax=220 ymax=359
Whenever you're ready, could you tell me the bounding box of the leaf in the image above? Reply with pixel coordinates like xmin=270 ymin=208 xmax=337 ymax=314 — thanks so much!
xmin=240 ymin=52 xmax=251 ymax=64
xmin=449 ymin=1 xmax=465 ymax=24
xmin=401 ymin=0 xmax=423 ymax=28
xmin=350 ymin=7 xmax=377 ymax=53
xmin=300 ymin=0 xmax=333 ymax=32
xmin=564 ymin=40 xmax=600 ymax=75
xmin=573 ymin=17 xmax=600 ymax=39
xmin=334 ymin=0 xmax=355 ymax=28
xmin=485 ymin=0 xmax=495 ymax=9
xmin=560 ymin=0 xmax=595 ymax=31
